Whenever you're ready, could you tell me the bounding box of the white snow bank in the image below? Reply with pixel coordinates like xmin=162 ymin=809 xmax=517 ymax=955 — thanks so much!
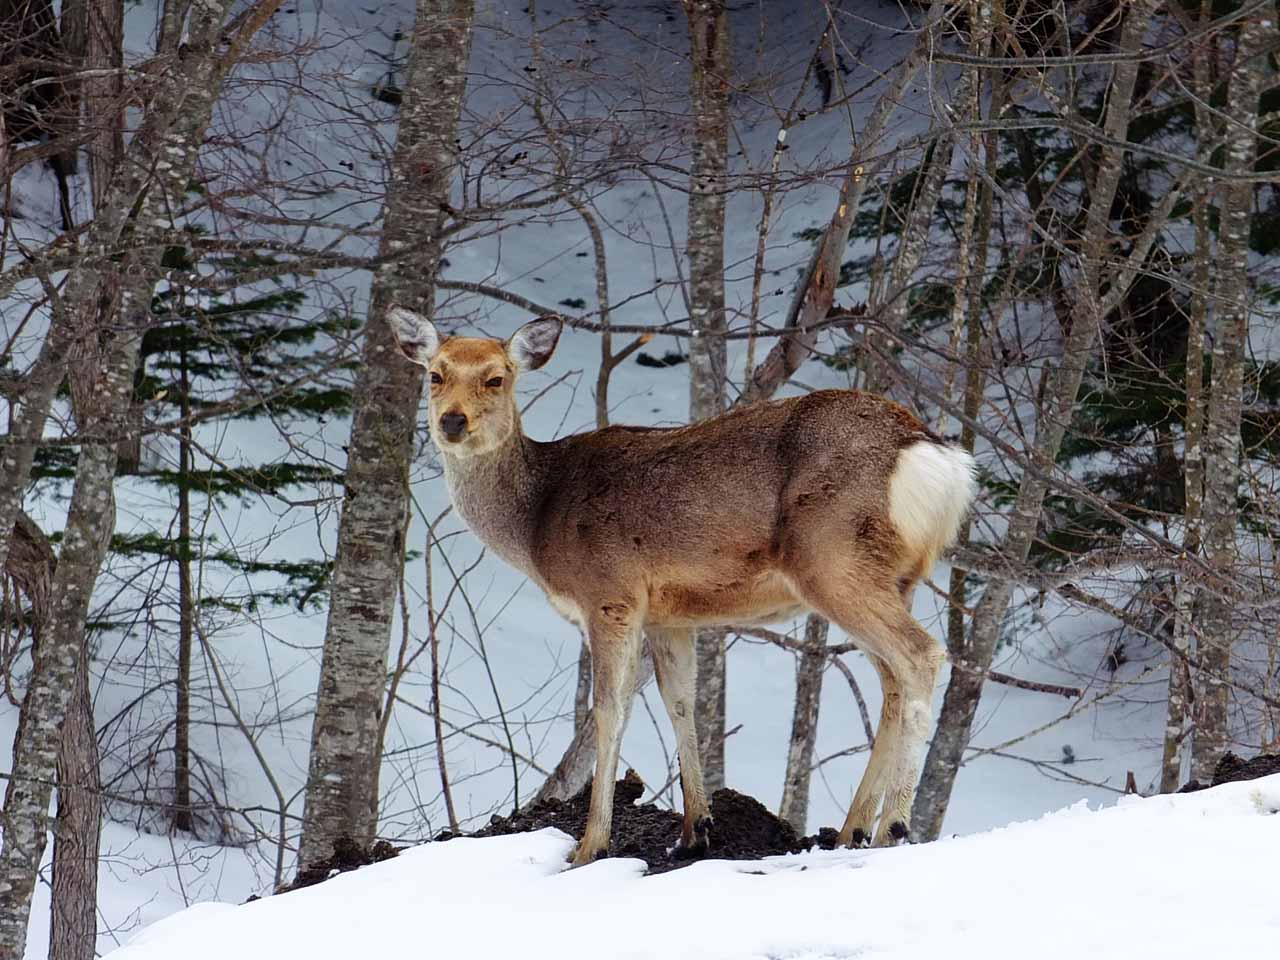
xmin=108 ymin=777 xmax=1280 ymax=960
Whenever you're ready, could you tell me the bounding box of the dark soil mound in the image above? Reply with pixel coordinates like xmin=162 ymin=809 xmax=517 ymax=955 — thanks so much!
xmin=1178 ymin=751 xmax=1280 ymax=794
xmin=276 ymin=836 xmax=401 ymax=894
xmin=475 ymin=769 xmax=834 ymax=874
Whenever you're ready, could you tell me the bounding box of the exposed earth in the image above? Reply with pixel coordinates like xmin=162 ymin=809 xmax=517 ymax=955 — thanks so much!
xmin=474 ymin=769 xmax=839 ymax=874
xmin=276 ymin=751 xmax=1278 ymax=894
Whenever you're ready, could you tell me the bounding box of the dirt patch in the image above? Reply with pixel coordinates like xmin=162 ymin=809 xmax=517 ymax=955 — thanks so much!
xmin=474 ymin=769 xmax=836 ymax=874
xmin=275 ymin=836 xmax=401 ymax=895
xmin=1178 ymin=752 xmax=1280 ymax=794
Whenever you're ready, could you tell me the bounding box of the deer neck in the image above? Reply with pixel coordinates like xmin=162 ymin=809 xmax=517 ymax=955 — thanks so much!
xmin=440 ymin=427 xmax=544 ymax=575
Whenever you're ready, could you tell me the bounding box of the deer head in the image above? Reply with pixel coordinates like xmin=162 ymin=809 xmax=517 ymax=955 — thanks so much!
xmin=387 ymin=307 xmax=562 ymax=458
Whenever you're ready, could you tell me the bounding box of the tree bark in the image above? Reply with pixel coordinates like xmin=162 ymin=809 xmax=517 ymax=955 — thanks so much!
xmin=0 ymin=515 xmax=98 ymax=960
xmin=51 ymin=636 xmax=99 ymax=960
xmin=682 ymin=0 xmax=731 ymax=793
xmin=297 ymin=0 xmax=475 ymax=876
xmin=173 ymin=345 xmax=195 ymax=833
xmin=1189 ymin=7 xmax=1266 ymax=782
xmin=778 ymin=614 xmax=828 ymax=834
xmin=1161 ymin=186 xmax=1210 ymax=793
xmin=912 ymin=0 xmax=1155 ymax=841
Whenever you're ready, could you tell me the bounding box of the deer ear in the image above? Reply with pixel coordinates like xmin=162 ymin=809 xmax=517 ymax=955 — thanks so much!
xmin=387 ymin=306 xmax=441 ymax=367
xmin=508 ymin=316 xmax=562 ymax=372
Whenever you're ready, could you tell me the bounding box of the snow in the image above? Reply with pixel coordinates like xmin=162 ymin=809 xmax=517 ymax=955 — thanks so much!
xmin=108 ymin=777 xmax=1280 ymax=960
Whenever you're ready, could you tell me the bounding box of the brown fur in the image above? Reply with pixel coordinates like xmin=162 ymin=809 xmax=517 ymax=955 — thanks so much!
xmin=388 ymin=311 xmax=976 ymax=865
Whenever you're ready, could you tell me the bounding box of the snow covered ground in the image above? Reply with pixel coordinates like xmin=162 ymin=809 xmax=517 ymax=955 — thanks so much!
xmin=107 ymin=776 xmax=1280 ymax=960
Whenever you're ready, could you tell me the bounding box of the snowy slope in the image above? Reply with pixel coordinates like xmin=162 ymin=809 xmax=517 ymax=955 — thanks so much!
xmin=108 ymin=777 xmax=1280 ymax=960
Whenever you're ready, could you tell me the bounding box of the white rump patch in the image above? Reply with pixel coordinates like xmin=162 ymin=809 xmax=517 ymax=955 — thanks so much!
xmin=887 ymin=441 xmax=978 ymax=569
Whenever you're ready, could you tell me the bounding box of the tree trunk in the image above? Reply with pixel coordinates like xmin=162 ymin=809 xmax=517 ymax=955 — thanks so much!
xmin=682 ymin=0 xmax=731 ymax=793
xmin=82 ymin=0 xmax=124 ymax=208
xmin=1161 ymin=185 xmax=1210 ymax=793
xmin=0 ymin=4 xmax=274 ymax=954
xmin=912 ymin=0 xmax=1155 ymax=841
xmin=297 ymin=0 xmax=475 ymax=876
xmin=778 ymin=614 xmax=827 ymax=834
xmin=0 ymin=515 xmax=99 ymax=960
xmin=0 ymin=322 xmax=131 ymax=959
xmin=1189 ymin=8 xmax=1266 ymax=782
xmin=173 ymin=345 xmax=195 ymax=833
xmin=51 ymin=637 xmax=99 ymax=960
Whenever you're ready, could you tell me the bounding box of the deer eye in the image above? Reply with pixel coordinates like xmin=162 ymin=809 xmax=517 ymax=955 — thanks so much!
xmin=429 ymin=371 xmax=443 ymax=385
xmin=485 ymin=376 xmax=504 ymax=388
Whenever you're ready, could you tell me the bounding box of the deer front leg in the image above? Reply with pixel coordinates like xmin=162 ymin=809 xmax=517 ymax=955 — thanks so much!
xmin=571 ymin=602 xmax=643 ymax=867
xmin=648 ymin=627 xmax=712 ymax=856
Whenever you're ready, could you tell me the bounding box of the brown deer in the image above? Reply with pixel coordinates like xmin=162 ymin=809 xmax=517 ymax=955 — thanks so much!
xmin=388 ymin=307 xmax=976 ymax=867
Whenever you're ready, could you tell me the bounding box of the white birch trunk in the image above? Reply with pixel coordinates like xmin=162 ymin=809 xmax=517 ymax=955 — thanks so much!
xmin=682 ymin=0 xmax=731 ymax=793
xmin=1189 ymin=6 xmax=1268 ymax=782
xmin=297 ymin=0 xmax=475 ymax=875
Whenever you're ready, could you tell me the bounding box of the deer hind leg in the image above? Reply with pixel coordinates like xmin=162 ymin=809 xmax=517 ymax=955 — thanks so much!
xmin=872 ymin=578 xmax=944 ymax=845
xmin=837 ymin=654 xmax=902 ymax=847
xmin=647 ymin=627 xmax=712 ymax=856
xmin=572 ymin=599 xmax=643 ymax=868
xmin=794 ymin=572 xmax=942 ymax=848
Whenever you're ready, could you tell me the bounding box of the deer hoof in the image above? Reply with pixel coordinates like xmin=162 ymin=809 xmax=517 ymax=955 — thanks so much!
xmin=674 ymin=815 xmax=713 ymax=859
xmin=569 ymin=841 xmax=608 ymax=868
xmin=843 ymin=827 xmax=871 ymax=849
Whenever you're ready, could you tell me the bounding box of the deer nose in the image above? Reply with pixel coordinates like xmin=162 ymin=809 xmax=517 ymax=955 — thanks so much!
xmin=439 ymin=411 xmax=468 ymax=441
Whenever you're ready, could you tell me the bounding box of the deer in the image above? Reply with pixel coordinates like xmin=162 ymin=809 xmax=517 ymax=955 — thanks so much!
xmin=387 ymin=307 xmax=977 ymax=867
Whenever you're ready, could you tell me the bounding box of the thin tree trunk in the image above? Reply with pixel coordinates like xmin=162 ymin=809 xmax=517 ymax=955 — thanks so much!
xmin=743 ymin=1 xmax=946 ymax=405
xmin=864 ymin=109 xmax=963 ymax=394
xmin=1189 ymin=7 xmax=1266 ymax=782
xmin=1161 ymin=186 xmax=1211 ymax=793
xmin=779 ymin=614 xmax=828 ymax=834
xmin=297 ymin=0 xmax=475 ymax=876
xmin=51 ymin=636 xmax=99 ymax=960
xmin=0 ymin=313 xmax=130 ymax=959
xmin=682 ymin=0 xmax=730 ymax=424
xmin=83 ymin=0 xmax=123 ymax=209
xmin=173 ymin=344 xmax=195 ymax=833
xmin=912 ymin=0 xmax=1155 ymax=841
xmin=683 ymin=0 xmax=731 ymax=793
xmin=0 ymin=5 xmax=276 ymax=954
xmin=941 ymin=154 xmax=992 ymax=700
xmin=1 ymin=516 xmax=98 ymax=960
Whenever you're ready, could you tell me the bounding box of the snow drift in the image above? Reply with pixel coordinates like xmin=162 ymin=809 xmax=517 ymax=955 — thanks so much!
xmin=109 ymin=776 xmax=1280 ymax=960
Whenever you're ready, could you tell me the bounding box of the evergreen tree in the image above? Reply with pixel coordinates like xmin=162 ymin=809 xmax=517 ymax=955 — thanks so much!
xmin=36 ymin=240 xmax=357 ymax=834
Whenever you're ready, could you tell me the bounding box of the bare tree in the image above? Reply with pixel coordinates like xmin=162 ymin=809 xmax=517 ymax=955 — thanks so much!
xmin=913 ymin=0 xmax=1187 ymax=839
xmin=778 ymin=614 xmax=828 ymax=833
xmin=1189 ymin=6 xmax=1268 ymax=782
xmin=298 ymin=0 xmax=476 ymax=875
xmin=682 ymin=0 xmax=733 ymax=793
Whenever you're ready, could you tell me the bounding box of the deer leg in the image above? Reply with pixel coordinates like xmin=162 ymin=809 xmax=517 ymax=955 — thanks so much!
xmin=837 ymin=654 xmax=902 ymax=848
xmin=793 ymin=568 xmax=941 ymax=848
xmin=648 ymin=627 xmax=712 ymax=855
xmin=870 ymin=615 xmax=945 ymax=846
xmin=571 ymin=601 xmax=642 ymax=867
